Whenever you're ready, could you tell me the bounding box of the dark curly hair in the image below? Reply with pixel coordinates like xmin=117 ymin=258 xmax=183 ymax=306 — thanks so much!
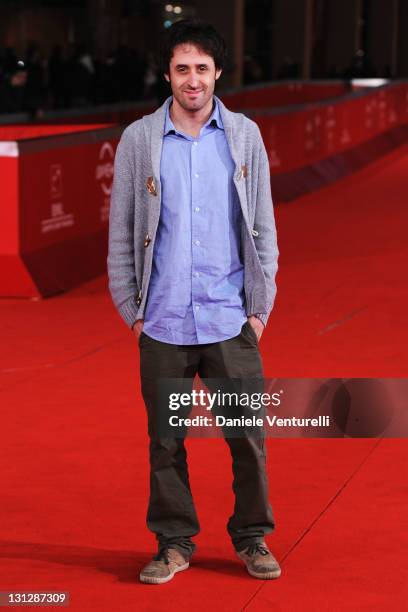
xmin=159 ymin=18 xmax=227 ymax=75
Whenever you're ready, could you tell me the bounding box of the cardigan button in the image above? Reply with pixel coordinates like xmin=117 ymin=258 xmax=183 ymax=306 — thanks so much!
xmin=146 ymin=176 xmax=157 ymax=196
xmin=144 ymin=234 xmax=151 ymax=247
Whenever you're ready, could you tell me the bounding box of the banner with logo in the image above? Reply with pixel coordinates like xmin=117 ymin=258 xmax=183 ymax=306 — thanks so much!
xmin=0 ymin=125 xmax=121 ymax=297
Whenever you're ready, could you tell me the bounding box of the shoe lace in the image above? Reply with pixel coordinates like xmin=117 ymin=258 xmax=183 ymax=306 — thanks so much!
xmin=246 ymin=542 xmax=269 ymax=556
xmin=153 ymin=547 xmax=170 ymax=565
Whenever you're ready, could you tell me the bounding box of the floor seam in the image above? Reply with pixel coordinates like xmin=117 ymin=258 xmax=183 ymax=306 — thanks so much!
xmin=0 ymin=336 xmax=127 ymax=393
xmin=241 ymin=437 xmax=384 ymax=610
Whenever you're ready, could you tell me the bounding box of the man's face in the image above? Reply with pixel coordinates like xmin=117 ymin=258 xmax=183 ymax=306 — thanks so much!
xmin=164 ymin=43 xmax=222 ymax=111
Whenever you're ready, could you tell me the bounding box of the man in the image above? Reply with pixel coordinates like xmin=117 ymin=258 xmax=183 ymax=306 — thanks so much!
xmin=107 ymin=19 xmax=280 ymax=584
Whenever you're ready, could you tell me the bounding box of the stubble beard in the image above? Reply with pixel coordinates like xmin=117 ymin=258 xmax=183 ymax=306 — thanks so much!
xmin=174 ymin=85 xmax=214 ymax=114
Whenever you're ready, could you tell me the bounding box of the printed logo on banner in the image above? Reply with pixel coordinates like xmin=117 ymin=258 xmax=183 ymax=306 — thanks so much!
xmin=339 ymin=108 xmax=351 ymax=146
xmin=325 ymin=106 xmax=336 ymax=152
xmin=305 ymin=114 xmax=322 ymax=154
xmin=364 ymin=99 xmax=376 ymax=130
xmin=96 ymin=142 xmax=114 ymax=222
xmin=41 ymin=164 xmax=75 ymax=234
xmin=50 ymin=164 xmax=63 ymax=199
xmin=378 ymin=90 xmax=387 ymax=130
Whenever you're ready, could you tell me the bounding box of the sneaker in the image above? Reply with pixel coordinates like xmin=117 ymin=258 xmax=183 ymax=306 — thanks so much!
xmin=236 ymin=541 xmax=281 ymax=579
xmin=140 ymin=547 xmax=190 ymax=584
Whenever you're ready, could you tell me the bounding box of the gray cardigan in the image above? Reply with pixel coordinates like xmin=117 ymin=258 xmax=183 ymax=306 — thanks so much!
xmin=107 ymin=95 xmax=279 ymax=330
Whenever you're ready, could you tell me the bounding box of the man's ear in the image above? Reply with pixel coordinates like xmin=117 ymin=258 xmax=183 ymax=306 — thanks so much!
xmin=164 ymin=73 xmax=170 ymax=83
xmin=215 ymin=68 xmax=222 ymax=81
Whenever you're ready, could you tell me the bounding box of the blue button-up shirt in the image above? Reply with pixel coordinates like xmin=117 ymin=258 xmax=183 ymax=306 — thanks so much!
xmin=143 ymin=97 xmax=247 ymax=345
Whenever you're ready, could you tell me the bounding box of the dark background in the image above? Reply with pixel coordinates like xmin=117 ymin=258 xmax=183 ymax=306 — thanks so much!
xmin=1 ymin=0 xmax=407 ymax=115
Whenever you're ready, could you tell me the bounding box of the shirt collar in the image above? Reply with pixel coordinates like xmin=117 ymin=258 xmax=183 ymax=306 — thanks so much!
xmin=164 ymin=96 xmax=224 ymax=136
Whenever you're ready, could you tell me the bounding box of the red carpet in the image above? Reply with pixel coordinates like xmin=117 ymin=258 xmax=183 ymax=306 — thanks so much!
xmin=1 ymin=146 xmax=407 ymax=610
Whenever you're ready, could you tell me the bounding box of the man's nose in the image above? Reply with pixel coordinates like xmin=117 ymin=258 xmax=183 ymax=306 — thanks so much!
xmin=187 ymin=72 xmax=200 ymax=88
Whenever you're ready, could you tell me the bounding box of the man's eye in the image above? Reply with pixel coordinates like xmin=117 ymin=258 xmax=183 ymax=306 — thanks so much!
xmin=199 ymin=66 xmax=207 ymax=71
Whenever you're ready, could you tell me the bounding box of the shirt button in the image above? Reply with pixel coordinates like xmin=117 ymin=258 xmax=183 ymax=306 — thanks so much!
xmin=194 ymin=207 xmax=200 ymax=212
xmin=193 ymin=142 xmax=198 ymax=147
xmin=194 ymin=272 xmax=200 ymax=278
xmin=195 ymin=240 xmax=200 ymax=246
xmin=195 ymin=305 xmax=200 ymax=311
xmin=194 ymin=173 xmax=199 ymax=178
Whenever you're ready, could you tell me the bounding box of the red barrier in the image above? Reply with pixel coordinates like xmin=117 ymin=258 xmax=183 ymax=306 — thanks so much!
xmin=252 ymin=83 xmax=408 ymax=175
xmin=0 ymin=124 xmax=112 ymax=140
xmin=222 ymin=81 xmax=349 ymax=111
xmin=0 ymin=124 xmax=121 ymax=297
